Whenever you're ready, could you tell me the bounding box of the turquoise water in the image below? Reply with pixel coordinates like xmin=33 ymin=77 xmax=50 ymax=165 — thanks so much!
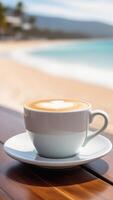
xmin=31 ymin=40 xmax=113 ymax=69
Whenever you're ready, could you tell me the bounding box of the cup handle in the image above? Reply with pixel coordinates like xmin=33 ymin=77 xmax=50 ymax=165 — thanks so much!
xmin=83 ymin=110 xmax=108 ymax=146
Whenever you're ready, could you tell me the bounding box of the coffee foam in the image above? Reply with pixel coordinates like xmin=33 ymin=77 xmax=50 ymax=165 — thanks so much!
xmin=37 ymin=100 xmax=74 ymax=110
xmin=27 ymin=99 xmax=88 ymax=112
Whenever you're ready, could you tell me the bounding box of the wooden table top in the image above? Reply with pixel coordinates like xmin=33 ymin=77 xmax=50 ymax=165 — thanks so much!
xmin=85 ymin=132 xmax=113 ymax=185
xmin=0 ymin=106 xmax=113 ymax=200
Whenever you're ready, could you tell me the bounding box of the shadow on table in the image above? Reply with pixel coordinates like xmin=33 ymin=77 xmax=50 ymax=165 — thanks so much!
xmin=6 ymin=159 xmax=109 ymax=187
xmin=83 ymin=158 xmax=109 ymax=177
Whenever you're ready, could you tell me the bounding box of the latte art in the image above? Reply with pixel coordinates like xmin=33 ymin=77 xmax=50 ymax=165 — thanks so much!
xmin=37 ymin=100 xmax=74 ymax=110
xmin=26 ymin=99 xmax=89 ymax=112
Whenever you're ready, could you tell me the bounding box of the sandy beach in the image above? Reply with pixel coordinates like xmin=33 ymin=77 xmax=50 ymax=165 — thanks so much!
xmin=0 ymin=40 xmax=113 ymax=134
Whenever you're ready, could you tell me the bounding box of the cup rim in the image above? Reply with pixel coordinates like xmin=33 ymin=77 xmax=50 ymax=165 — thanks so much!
xmin=24 ymin=98 xmax=92 ymax=113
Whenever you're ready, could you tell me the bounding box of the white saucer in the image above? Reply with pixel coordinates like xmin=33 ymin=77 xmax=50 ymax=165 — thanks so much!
xmin=4 ymin=132 xmax=112 ymax=169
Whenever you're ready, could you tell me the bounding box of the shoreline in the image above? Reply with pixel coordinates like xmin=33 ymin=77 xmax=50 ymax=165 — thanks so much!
xmin=11 ymin=39 xmax=113 ymax=90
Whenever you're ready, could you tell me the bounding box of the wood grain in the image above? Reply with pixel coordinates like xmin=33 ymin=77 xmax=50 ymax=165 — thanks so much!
xmin=85 ymin=133 xmax=113 ymax=184
xmin=0 ymin=144 xmax=113 ymax=200
xmin=0 ymin=188 xmax=12 ymax=200
xmin=0 ymin=145 xmax=70 ymax=200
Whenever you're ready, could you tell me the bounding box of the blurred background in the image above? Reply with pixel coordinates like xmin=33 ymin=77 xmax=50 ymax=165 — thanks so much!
xmin=0 ymin=0 xmax=113 ymax=132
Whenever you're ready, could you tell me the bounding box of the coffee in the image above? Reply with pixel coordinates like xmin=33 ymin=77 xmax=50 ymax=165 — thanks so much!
xmin=26 ymin=99 xmax=89 ymax=112
xmin=24 ymin=99 xmax=108 ymax=158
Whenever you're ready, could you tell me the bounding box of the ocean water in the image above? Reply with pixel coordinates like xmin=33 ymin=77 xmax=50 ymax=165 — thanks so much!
xmin=31 ymin=40 xmax=113 ymax=70
xmin=12 ymin=39 xmax=113 ymax=89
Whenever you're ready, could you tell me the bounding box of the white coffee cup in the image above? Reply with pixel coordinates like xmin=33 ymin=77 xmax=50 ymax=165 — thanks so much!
xmin=24 ymin=99 xmax=108 ymax=158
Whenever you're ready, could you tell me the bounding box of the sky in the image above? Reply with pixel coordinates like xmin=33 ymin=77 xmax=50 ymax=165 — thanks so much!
xmin=2 ymin=0 xmax=113 ymax=26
